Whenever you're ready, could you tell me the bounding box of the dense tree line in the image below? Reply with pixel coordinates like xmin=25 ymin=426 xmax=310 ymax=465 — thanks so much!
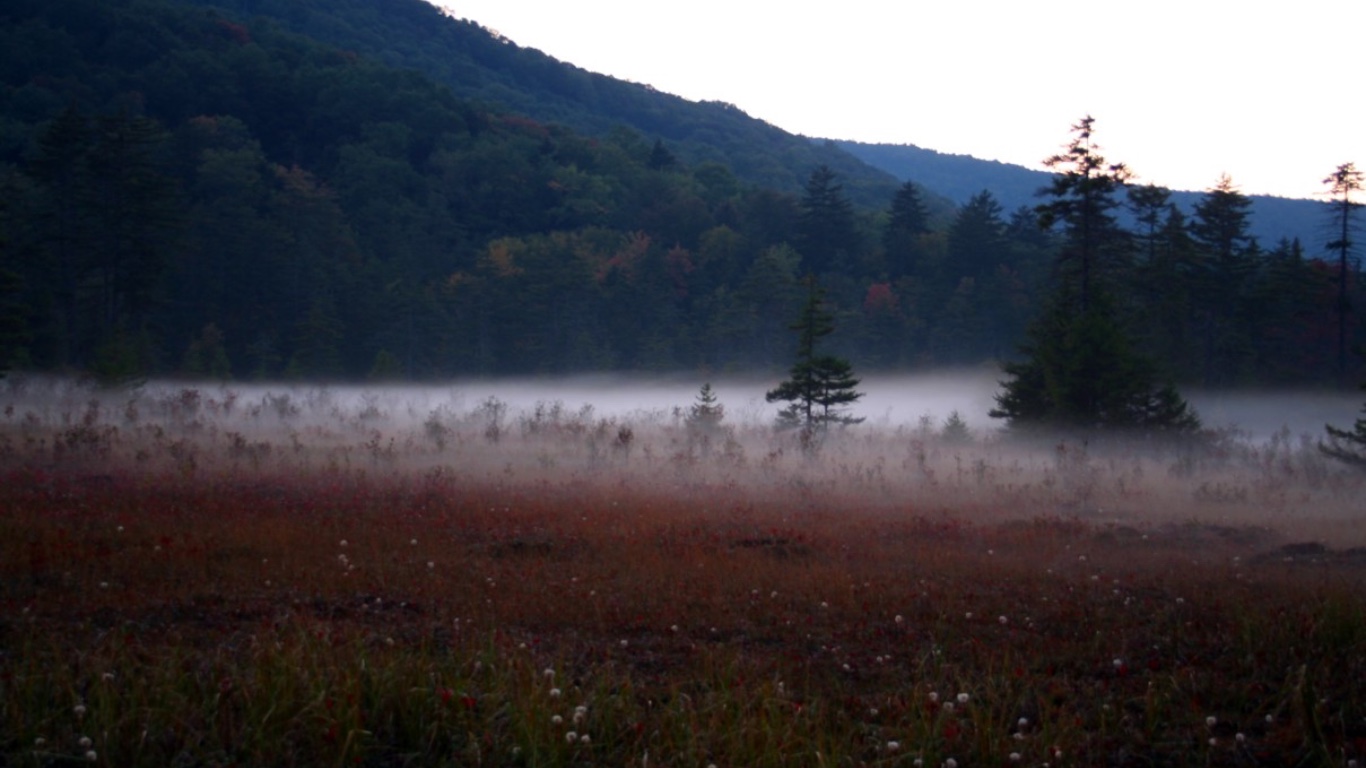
xmin=169 ymin=0 xmax=912 ymax=210
xmin=0 ymin=0 xmax=1358 ymax=387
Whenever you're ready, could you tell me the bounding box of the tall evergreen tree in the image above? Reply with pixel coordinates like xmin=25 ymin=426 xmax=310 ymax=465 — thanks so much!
xmin=766 ymin=276 xmax=864 ymax=431
xmin=1035 ymin=115 xmax=1132 ymax=312
xmin=993 ymin=118 xmax=1198 ymax=435
xmin=92 ymin=114 xmax=182 ymax=382
xmin=1190 ymin=174 xmax=1256 ymax=385
xmin=1131 ymin=205 xmax=1201 ymax=378
xmin=883 ymin=180 xmax=930 ymax=276
xmin=797 ymin=165 xmax=857 ymax=275
xmin=947 ymin=190 xmax=1006 ymax=282
xmin=27 ymin=104 xmax=97 ymax=368
xmin=1127 ymin=183 xmax=1171 ymax=265
xmin=1324 ymin=162 xmax=1363 ymax=380
xmin=992 ymin=287 xmax=1199 ymax=434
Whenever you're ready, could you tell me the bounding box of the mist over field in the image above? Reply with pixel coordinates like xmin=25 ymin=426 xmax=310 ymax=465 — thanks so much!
xmin=5 ymin=370 xmax=1366 ymax=548
xmin=94 ymin=370 xmax=1363 ymax=444
xmin=6 ymin=371 xmax=1366 ymax=766
xmin=6 ymin=369 xmax=1361 ymax=443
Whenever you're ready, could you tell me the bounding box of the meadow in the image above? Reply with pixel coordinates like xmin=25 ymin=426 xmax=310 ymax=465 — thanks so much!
xmin=2 ymin=376 xmax=1364 ymax=767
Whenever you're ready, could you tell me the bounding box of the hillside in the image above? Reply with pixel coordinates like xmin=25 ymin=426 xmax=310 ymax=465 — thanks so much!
xmin=161 ymin=0 xmax=1331 ymax=250
xmin=0 ymin=0 xmax=1356 ymax=388
xmin=833 ymin=140 xmax=1331 ymax=249
xmin=170 ymin=0 xmax=927 ymax=211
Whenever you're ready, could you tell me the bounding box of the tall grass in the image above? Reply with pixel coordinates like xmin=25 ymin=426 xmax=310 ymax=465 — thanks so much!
xmin=2 ymin=377 xmax=1364 ymax=765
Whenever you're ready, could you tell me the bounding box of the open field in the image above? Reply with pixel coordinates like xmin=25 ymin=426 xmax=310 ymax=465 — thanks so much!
xmin=2 ymin=377 xmax=1365 ymax=766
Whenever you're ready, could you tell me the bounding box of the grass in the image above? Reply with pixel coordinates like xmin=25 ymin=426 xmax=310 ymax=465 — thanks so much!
xmin=1 ymin=377 xmax=1365 ymax=766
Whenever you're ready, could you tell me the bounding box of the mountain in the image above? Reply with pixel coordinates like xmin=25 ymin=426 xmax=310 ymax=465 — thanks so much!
xmin=832 ymin=140 xmax=1332 ymax=249
xmin=0 ymin=0 xmax=1352 ymax=386
xmin=176 ymin=0 xmax=1329 ymax=248
xmin=172 ymin=0 xmax=929 ymax=210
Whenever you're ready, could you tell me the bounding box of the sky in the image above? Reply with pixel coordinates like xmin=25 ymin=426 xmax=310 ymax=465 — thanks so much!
xmin=435 ymin=0 xmax=1363 ymax=201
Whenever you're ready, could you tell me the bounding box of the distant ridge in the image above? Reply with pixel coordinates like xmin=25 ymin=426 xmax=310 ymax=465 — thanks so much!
xmin=832 ymin=139 xmax=1330 ymax=248
xmin=175 ymin=0 xmax=1326 ymax=243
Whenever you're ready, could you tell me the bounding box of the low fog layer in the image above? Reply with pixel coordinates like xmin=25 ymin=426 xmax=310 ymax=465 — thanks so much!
xmin=203 ymin=371 xmax=1363 ymax=443
xmin=4 ymin=370 xmax=1361 ymax=441
xmin=5 ymin=371 xmax=1366 ymax=549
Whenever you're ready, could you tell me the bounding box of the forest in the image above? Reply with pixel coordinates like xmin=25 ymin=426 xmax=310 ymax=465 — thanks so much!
xmin=0 ymin=0 xmax=1358 ymax=388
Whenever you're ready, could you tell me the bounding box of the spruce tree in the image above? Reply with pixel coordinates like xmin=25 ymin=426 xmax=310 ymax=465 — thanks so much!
xmin=1322 ymin=373 xmax=1366 ymax=469
xmin=992 ymin=118 xmax=1199 ymax=435
xmin=1035 ymin=115 xmax=1132 ymax=312
xmin=1190 ymin=175 xmax=1256 ymax=386
xmin=797 ymin=166 xmax=857 ymax=275
xmin=883 ymin=181 xmax=930 ymax=276
xmin=766 ymin=276 xmax=864 ymax=431
xmin=1324 ymin=162 xmax=1363 ymax=380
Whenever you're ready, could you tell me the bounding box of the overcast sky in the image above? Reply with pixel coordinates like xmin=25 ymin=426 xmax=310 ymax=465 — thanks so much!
xmin=435 ymin=0 xmax=1363 ymax=201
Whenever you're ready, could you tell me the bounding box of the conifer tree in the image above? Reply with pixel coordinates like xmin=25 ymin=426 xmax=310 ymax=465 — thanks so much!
xmin=883 ymin=181 xmax=930 ymax=276
xmin=766 ymin=276 xmax=863 ymax=431
xmin=1035 ymin=115 xmax=1132 ymax=312
xmin=688 ymin=382 xmax=725 ymax=432
xmin=1191 ymin=174 xmax=1256 ymax=386
xmin=1324 ymin=162 xmax=1363 ymax=379
xmin=993 ymin=118 xmax=1199 ymax=435
xmin=1322 ymin=372 xmax=1366 ymax=469
xmin=797 ymin=166 xmax=857 ymax=274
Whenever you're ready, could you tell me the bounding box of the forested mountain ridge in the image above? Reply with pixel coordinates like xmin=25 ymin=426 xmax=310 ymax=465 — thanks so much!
xmin=168 ymin=0 xmax=922 ymax=211
xmin=833 ymin=140 xmax=1330 ymax=248
xmin=0 ymin=0 xmax=955 ymax=380
xmin=0 ymin=0 xmax=1358 ymax=388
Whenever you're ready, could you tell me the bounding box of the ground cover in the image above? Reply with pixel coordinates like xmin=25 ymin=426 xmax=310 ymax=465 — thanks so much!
xmin=1 ymin=379 xmax=1364 ymax=766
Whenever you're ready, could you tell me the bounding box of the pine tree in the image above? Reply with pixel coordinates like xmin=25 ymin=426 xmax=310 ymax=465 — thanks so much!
xmin=797 ymin=166 xmax=857 ymax=275
xmin=1323 ymin=162 xmax=1363 ymax=380
xmin=1190 ymin=174 xmax=1256 ymax=386
xmin=991 ymin=288 xmax=1199 ymax=433
xmin=1322 ymin=367 xmax=1366 ymax=469
xmin=883 ymin=181 xmax=930 ymax=276
xmin=993 ymin=118 xmax=1199 ymax=436
xmin=766 ymin=276 xmax=864 ymax=431
xmin=1035 ymin=115 xmax=1132 ymax=313
xmin=687 ymin=382 xmax=725 ymax=432
xmin=947 ymin=190 xmax=1006 ymax=283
